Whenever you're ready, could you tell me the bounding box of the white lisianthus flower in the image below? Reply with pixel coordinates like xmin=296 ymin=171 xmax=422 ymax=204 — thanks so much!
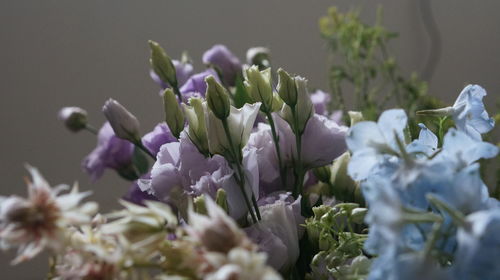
xmin=187 ymin=197 xmax=254 ymax=253
xmin=205 ymin=248 xmax=282 ymax=280
xmin=0 ymin=166 xmax=97 ymax=264
xmin=206 ymin=102 xmax=261 ymax=157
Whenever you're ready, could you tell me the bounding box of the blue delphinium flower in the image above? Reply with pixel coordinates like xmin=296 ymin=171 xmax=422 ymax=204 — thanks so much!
xmin=346 ymin=109 xmax=407 ymax=181
xmin=452 ymin=208 xmax=500 ymax=280
xmin=452 ymin=84 xmax=495 ymax=140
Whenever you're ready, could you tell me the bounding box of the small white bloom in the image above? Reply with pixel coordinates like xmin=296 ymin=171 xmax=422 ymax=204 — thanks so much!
xmin=0 ymin=166 xmax=97 ymax=264
xmin=206 ymin=102 xmax=261 ymax=157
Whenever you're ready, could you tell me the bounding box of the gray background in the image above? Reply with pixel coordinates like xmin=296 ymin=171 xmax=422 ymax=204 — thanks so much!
xmin=1 ymin=0 xmax=499 ymax=278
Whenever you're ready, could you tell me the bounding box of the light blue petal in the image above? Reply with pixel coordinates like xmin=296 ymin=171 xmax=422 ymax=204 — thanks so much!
xmin=378 ymin=109 xmax=408 ymax=149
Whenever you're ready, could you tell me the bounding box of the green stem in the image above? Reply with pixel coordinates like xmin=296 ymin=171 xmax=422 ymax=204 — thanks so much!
xmin=172 ymin=84 xmax=183 ymax=101
xmin=85 ymin=124 xmax=98 ymax=135
xmin=292 ymin=112 xmax=305 ymax=198
xmin=265 ymin=111 xmax=286 ymax=188
xmin=135 ymin=140 xmax=156 ymax=160
xmin=221 ymin=119 xmax=259 ymax=223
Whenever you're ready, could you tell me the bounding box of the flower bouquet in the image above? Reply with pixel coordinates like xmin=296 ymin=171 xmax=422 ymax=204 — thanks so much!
xmin=1 ymin=8 xmax=499 ymax=280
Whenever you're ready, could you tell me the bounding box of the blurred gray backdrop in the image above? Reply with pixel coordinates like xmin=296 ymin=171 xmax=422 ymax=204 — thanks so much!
xmin=1 ymin=0 xmax=499 ymax=278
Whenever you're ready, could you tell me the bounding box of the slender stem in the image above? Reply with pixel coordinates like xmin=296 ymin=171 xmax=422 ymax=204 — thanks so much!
xmin=172 ymin=84 xmax=183 ymax=102
xmin=221 ymin=119 xmax=259 ymax=223
xmin=265 ymin=111 xmax=286 ymax=188
xmin=134 ymin=140 xmax=156 ymax=160
xmin=85 ymin=124 xmax=98 ymax=135
xmin=291 ymin=109 xmax=305 ymax=198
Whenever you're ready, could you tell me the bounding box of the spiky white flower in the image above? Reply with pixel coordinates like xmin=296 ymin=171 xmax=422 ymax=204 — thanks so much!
xmin=0 ymin=166 xmax=97 ymax=264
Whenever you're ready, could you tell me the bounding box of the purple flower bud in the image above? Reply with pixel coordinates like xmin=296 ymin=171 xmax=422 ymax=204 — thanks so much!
xmin=102 ymin=99 xmax=141 ymax=142
xmin=203 ymin=44 xmax=241 ymax=86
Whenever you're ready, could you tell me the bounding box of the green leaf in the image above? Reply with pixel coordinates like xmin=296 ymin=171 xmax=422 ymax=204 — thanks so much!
xmin=132 ymin=146 xmax=150 ymax=176
xmin=233 ymin=75 xmax=252 ymax=108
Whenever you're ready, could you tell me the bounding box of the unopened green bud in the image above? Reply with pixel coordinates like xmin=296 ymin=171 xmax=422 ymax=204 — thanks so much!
xmin=348 ymin=111 xmax=364 ymax=126
xmin=351 ymin=208 xmax=367 ymax=224
xmin=58 ymin=107 xmax=88 ymax=132
xmin=205 ymin=76 xmax=231 ymax=119
xmin=280 ymin=76 xmax=314 ymax=134
xmin=246 ymin=47 xmax=271 ymax=70
xmin=313 ymin=165 xmax=332 ymax=183
xmin=149 ymin=40 xmax=177 ymax=87
xmin=244 ymin=66 xmax=273 ymax=110
xmin=416 ymin=107 xmax=454 ymax=117
xmin=182 ymin=98 xmax=209 ymax=155
xmin=215 ymin=189 xmax=229 ymax=214
xmin=193 ymin=195 xmax=207 ymax=215
xmin=163 ymin=88 xmax=185 ymax=139
xmin=277 ymin=68 xmax=298 ymax=107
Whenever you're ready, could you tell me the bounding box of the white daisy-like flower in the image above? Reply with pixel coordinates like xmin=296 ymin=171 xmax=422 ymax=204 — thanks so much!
xmin=0 ymin=165 xmax=97 ymax=264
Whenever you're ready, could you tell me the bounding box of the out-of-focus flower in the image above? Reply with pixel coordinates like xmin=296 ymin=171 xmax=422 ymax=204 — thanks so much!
xmin=453 ymin=209 xmax=500 ymax=280
xmin=406 ymin=123 xmax=438 ymax=156
xmin=102 ymin=200 xmax=177 ymax=259
xmin=180 ymin=68 xmax=221 ymax=98
xmin=346 ymin=109 xmax=407 ymax=181
xmin=122 ymin=180 xmax=158 ymax=206
xmin=246 ymin=193 xmax=303 ymax=272
xmin=310 ymin=90 xmax=331 ymax=116
xmin=205 ymin=247 xmax=282 ymax=280
xmin=142 ymin=123 xmax=177 ymax=156
xmin=82 ymin=122 xmax=135 ymax=181
xmin=452 ymin=85 xmax=495 ymax=140
xmin=246 ymin=47 xmax=271 ymax=69
xmin=58 ymin=107 xmax=88 ymax=132
xmin=102 ymin=99 xmax=141 ymax=143
xmin=432 ymin=128 xmax=498 ymax=170
xmin=188 ymin=198 xmax=254 ymax=254
xmin=0 ymin=166 xmax=97 ymax=264
xmin=203 ymin=44 xmax=242 ymax=86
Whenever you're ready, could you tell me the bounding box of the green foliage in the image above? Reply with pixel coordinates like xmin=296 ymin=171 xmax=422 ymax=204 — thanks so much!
xmin=305 ymin=204 xmax=370 ymax=280
xmin=319 ymin=7 xmax=444 ymax=138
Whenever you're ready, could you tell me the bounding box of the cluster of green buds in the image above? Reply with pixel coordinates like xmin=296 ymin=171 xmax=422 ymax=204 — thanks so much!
xmin=313 ymin=152 xmax=364 ymax=205
xmin=305 ymin=204 xmax=370 ymax=280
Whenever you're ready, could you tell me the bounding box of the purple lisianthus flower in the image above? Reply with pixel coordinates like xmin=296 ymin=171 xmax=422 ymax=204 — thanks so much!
xmin=139 ymin=132 xmax=258 ymax=220
xmin=150 ymin=60 xmax=194 ymax=89
xmin=310 ymin=90 xmax=331 ymax=116
xmin=202 ymin=44 xmax=241 ymax=86
xmin=179 ymin=68 xmax=220 ymax=98
xmin=142 ymin=123 xmax=177 ymax=155
xmin=276 ymin=113 xmax=348 ymax=169
xmin=123 ymin=180 xmax=158 ymax=206
xmin=82 ymin=122 xmax=134 ymax=181
xmin=245 ymin=192 xmax=303 ymax=272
